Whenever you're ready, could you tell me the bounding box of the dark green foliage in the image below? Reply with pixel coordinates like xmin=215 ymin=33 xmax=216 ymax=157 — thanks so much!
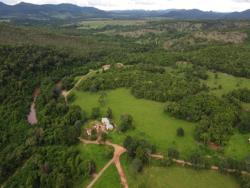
xmin=237 ymin=111 xmax=250 ymax=134
xmin=106 ymin=107 xmax=113 ymax=119
xmin=84 ymin=160 xmax=96 ymax=176
xmin=165 ymin=93 xmax=239 ymax=144
xmin=238 ymin=175 xmax=250 ymax=188
xmin=160 ymin=157 xmax=173 ymax=167
xmin=100 ymin=132 xmax=108 ymax=142
xmin=131 ymin=158 xmax=144 ymax=173
xmin=167 ymin=148 xmax=179 ymax=159
xmin=3 ymin=147 xmax=88 ymax=188
xmin=0 ymin=45 xmax=91 ymax=186
xmin=227 ymin=88 xmax=250 ymax=103
xmin=91 ymin=107 xmax=100 ymax=119
xmin=119 ymin=114 xmax=134 ymax=132
xmin=188 ymin=152 xmax=206 ymax=169
xmin=185 ymin=45 xmax=250 ymax=78
xmin=62 ymin=76 xmax=75 ymax=90
xmin=177 ymin=127 xmax=184 ymax=137
xmin=123 ymin=136 xmax=154 ymax=164
xmin=80 ymin=68 xmax=205 ymax=102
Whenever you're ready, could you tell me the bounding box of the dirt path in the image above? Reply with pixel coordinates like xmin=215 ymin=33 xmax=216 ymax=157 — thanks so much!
xmin=150 ymin=154 xmax=250 ymax=175
xmin=27 ymin=88 xmax=40 ymax=125
xmin=79 ymin=138 xmax=128 ymax=188
xmin=86 ymin=159 xmax=114 ymax=188
xmin=62 ymin=70 xmax=98 ymax=102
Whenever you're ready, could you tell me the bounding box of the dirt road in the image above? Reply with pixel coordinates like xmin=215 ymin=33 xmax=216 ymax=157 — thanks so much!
xmin=79 ymin=138 xmax=128 ymax=188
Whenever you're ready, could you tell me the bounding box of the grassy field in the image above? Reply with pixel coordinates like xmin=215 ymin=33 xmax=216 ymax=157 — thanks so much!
xmin=120 ymin=155 xmax=240 ymax=188
xmin=204 ymin=71 xmax=250 ymax=96
xmin=73 ymin=87 xmax=250 ymax=160
xmin=93 ymin=164 xmax=122 ymax=188
xmin=78 ymin=20 xmax=147 ymax=29
xmin=75 ymin=144 xmax=113 ymax=187
xmin=73 ymin=88 xmax=200 ymax=157
xmin=224 ymin=133 xmax=250 ymax=160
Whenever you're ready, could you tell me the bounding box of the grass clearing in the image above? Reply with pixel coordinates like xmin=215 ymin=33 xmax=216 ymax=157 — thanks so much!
xmin=224 ymin=133 xmax=250 ymax=160
xmin=75 ymin=144 xmax=113 ymax=187
xmin=93 ymin=164 xmax=122 ymax=188
xmin=73 ymin=88 xmax=199 ymax=158
xmin=121 ymin=155 xmax=240 ymax=188
xmin=204 ymin=71 xmax=250 ymax=96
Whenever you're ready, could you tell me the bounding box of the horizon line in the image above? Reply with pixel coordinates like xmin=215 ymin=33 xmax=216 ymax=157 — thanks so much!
xmin=1 ymin=1 xmax=249 ymax=13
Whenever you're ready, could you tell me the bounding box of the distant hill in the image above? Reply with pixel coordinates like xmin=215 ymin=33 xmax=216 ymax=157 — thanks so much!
xmin=162 ymin=9 xmax=250 ymax=20
xmin=0 ymin=2 xmax=108 ymax=22
xmin=1 ymin=2 xmax=250 ymax=24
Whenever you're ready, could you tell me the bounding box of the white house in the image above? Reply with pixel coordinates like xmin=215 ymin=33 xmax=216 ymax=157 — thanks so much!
xmin=101 ymin=117 xmax=114 ymax=130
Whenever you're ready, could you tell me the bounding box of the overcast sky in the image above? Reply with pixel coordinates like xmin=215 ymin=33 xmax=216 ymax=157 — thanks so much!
xmin=2 ymin=0 xmax=250 ymax=12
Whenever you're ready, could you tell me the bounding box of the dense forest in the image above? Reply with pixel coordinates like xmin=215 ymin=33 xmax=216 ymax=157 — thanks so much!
xmin=0 ymin=45 xmax=100 ymax=187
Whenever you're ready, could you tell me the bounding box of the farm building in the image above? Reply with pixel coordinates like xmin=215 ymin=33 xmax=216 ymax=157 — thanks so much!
xmin=102 ymin=117 xmax=114 ymax=130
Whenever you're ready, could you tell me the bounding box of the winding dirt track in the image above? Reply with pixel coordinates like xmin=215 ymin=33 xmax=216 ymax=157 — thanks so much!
xmin=79 ymin=138 xmax=128 ymax=188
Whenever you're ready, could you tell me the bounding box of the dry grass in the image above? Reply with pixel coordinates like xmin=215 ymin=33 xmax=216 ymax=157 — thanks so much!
xmin=193 ymin=31 xmax=247 ymax=44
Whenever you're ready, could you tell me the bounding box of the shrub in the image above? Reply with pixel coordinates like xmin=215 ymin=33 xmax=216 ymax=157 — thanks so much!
xmin=167 ymin=148 xmax=179 ymax=159
xmin=91 ymin=107 xmax=100 ymax=119
xmin=119 ymin=114 xmax=134 ymax=132
xmin=132 ymin=158 xmax=143 ymax=173
xmin=177 ymin=127 xmax=185 ymax=137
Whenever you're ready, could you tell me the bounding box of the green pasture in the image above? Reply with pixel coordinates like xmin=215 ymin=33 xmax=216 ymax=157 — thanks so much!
xmin=75 ymin=144 xmax=113 ymax=187
xmin=93 ymin=164 xmax=122 ymax=188
xmin=121 ymin=155 xmax=240 ymax=188
xmin=204 ymin=71 xmax=250 ymax=96
xmin=73 ymin=88 xmax=199 ymax=157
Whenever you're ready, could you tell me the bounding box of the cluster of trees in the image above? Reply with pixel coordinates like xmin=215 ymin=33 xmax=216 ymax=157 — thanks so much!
xmin=184 ymin=44 xmax=250 ymax=78
xmin=4 ymin=147 xmax=97 ymax=187
xmin=165 ymin=93 xmax=239 ymax=144
xmin=226 ymin=88 xmax=250 ymax=103
xmin=80 ymin=67 xmax=206 ymax=102
xmin=119 ymin=114 xmax=134 ymax=132
xmin=123 ymin=136 xmax=156 ymax=172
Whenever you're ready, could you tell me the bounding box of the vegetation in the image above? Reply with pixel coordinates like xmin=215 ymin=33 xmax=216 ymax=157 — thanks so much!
xmin=2 ymin=19 xmax=250 ymax=187
xmin=121 ymin=155 xmax=240 ymax=188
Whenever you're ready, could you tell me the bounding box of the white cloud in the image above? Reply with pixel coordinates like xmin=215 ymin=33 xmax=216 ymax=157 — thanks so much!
xmin=2 ymin=0 xmax=250 ymax=12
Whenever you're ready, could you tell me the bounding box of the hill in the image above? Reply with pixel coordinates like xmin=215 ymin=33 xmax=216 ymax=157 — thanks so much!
xmin=0 ymin=2 xmax=108 ymax=23
xmin=1 ymin=2 xmax=250 ymax=24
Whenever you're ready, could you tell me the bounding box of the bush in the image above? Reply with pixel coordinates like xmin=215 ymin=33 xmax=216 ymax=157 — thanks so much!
xmin=91 ymin=107 xmax=100 ymax=119
xmin=119 ymin=114 xmax=134 ymax=132
xmin=132 ymin=158 xmax=143 ymax=173
xmin=161 ymin=157 xmax=173 ymax=167
xmin=167 ymin=148 xmax=179 ymax=159
xmin=177 ymin=127 xmax=185 ymax=137
xmin=106 ymin=107 xmax=113 ymax=119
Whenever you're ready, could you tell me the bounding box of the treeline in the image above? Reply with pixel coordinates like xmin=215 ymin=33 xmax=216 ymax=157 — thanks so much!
xmin=79 ymin=66 xmax=206 ymax=102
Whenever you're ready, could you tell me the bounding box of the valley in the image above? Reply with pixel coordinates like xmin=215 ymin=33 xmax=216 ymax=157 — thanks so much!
xmin=0 ymin=3 xmax=250 ymax=187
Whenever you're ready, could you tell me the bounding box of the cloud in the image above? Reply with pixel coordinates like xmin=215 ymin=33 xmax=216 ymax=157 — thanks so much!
xmin=2 ymin=0 xmax=250 ymax=12
xmin=233 ymin=0 xmax=250 ymax=2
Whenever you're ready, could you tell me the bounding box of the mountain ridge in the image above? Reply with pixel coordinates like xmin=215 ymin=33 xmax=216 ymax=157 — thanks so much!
xmin=1 ymin=2 xmax=250 ymax=22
